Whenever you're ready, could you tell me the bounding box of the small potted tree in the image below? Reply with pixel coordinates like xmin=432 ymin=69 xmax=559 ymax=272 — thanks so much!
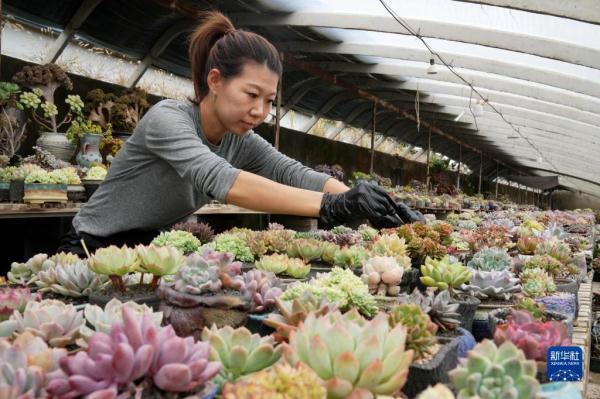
xmin=111 ymin=87 xmax=150 ymax=139
xmin=13 ymin=64 xmax=83 ymax=161
xmin=0 ymin=82 xmax=28 ymax=163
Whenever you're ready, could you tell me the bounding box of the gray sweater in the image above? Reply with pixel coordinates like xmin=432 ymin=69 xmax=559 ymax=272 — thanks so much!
xmin=73 ymin=99 xmax=330 ymax=237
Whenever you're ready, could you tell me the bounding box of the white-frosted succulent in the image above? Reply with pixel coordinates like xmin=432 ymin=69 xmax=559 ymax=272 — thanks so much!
xmin=460 ymin=269 xmax=522 ymax=301
xmin=7 ymin=253 xmax=48 ymax=285
xmin=0 ymin=299 xmax=84 ymax=347
xmin=53 ymin=262 xmax=108 ymax=297
xmin=78 ymin=298 xmax=163 ymax=346
xmin=361 ymin=256 xmax=404 ymax=296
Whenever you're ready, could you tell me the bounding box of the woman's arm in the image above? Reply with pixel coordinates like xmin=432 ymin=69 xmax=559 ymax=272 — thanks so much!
xmin=323 ymin=177 xmax=350 ymax=194
xmin=226 ymin=171 xmax=324 ymax=216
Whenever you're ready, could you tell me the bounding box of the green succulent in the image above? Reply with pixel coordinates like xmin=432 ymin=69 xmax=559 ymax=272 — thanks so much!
xmin=321 ymin=242 xmax=340 ymax=264
xmin=514 ymin=298 xmax=545 ymax=320
xmin=152 ymin=230 xmax=200 ymax=254
xmin=523 ymin=255 xmax=563 ymax=278
xmin=84 ymin=165 xmax=107 ymax=180
xmin=333 ymin=245 xmax=370 ymax=268
xmin=372 ymin=233 xmax=411 ymax=268
xmin=389 ymin=303 xmax=438 ymax=361
xmin=358 ymin=224 xmax=379 ymax=241
xmin=285 ymin=258 xmax=311 ymax=279
xmin=420 ymin=256 xmax=471 ymax=295
xmin=202 ymin=324 xmax=281 ymax=382
xmin=520 ymin=267 xmax=556 ymax=297
xmin=205 ymin=233 xmax=254 ymax=262
xmin=255 ymin=253 xmax=289 ymax=274
xmin=448 ymin=340 xmax=540 ymax=399
xmin=286 ymin=238 xmax=324 ymax=263
xmin=467 ymin=247 xmax=512 ymax=272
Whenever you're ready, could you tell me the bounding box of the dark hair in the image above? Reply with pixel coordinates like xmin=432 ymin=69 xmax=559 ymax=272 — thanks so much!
xmin=189 ymin=11 xmax=282 ymax=103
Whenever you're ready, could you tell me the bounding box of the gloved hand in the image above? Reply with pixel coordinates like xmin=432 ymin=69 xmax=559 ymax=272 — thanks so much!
xmin=319 ymin=182 xmax=402 ymax=229
xmin=394 ymin=201 xmax=426 ymax=223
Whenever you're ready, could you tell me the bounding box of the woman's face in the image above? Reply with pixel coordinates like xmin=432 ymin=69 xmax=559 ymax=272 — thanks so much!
xmin=209 ymin=61 xmax=279 ymax=135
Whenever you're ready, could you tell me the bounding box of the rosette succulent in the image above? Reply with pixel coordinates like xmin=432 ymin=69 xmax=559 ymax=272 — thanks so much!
xmin=398 ymin=288 xmax=461 ymax=332
xmin=136 ymin=244 xmax=184 ymax=288
xmin=420 ymin=256 xmax=471 ymax=296
xmin=263 ymin=228 xmax=295 ymax=253
xmin=467 ymin=247 xmax=512 ymax=272
xmin=461 ymin=270 xmax=522 ymax=301
xmin=285 ymin=257 xmax=311 ymax=278
xmin=286 ymin=238 xmax=324 ymax=263
xmin=264 ymin=292 xmax=340 ymax=343
xmin=321 ymin=242 xmax=341 ymax=264
xmin=172 ymin=254 xmax=223 ymax=295
xmin=84 ymin=165 xmax=107 ymax=180
xmin=389 ymin=303 xmax=438 ymax=361
xmin=535 ymin=238 xmax=572 ymax=264
xmin=88 ymin=245 xmax=139 ymax=292
xmin=358 ymin=224 xmax=379 ymax=242
xmin=36 ymin=260 xmax=108 ymax=298
xmin=206 ymin=233 xmax=254 ymax=262
xmin=523 ymin=255 xmax=563 ymax=278
xmin=240 ymin=270 xmax=283 ymax=313
xmin=0 ymin=287 xmax=41 ymax=321
xmin=416 ymin=383 xmax=456 ymax=399
xmin=172 ymin=221 xmax=214 ymax=244
xmin=79 ymin=298 xmax=163 ymax=345
xmin=221 ymin=363 xmax=326 ymax=399
xmin=0 ymin=299 xmax=84 ymax=347
xmin=448 ymin=340 xmax=540 ymax=399
xmin=520 ymin=268 xmax=556 ymax=297
xmin=333 ymin=245 xmax=370 ymax=268
xmin=46 ymin=307 xmax=221 ymax=396
xmin=282 ymin=309 xmax=413 ymax=398
xmin=517 ymin=236 xmax=539 ymax=255
xmin=361 ymin=256 xmax=404 ymax=296
xmin=8 ymin=253 xmax=48 ymax=285
xmin=152 ymin=230 xmax=200 ymax=254
xmin=372 ymin=234 xmax=411 ymax=268
xmin=255 ymin=253 xmax=290 ymax=274
xmin=319 ymin=227 xmax=362 ymax=247
xmin=201 ymin=325 xmax=281 ymax=382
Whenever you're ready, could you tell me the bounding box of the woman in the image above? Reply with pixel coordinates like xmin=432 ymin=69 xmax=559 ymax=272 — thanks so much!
xmin=59 ymin=11 xmax=421 ymax=256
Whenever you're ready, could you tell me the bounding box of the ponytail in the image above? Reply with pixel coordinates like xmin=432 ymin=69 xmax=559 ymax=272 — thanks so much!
xmin=189 ymin=11 xmax=281 ymax=103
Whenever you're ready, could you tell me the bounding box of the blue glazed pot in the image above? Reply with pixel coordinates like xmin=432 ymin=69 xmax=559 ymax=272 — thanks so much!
xmin=245 ymin=313 xmax=275 ymax=337
xmin=454 ymin=327 xmax=476 ymax=358
xmin=539 ymin=382 xmax=582 ymax=399
xmin=76 ymin=133 xmax=103 ymax=167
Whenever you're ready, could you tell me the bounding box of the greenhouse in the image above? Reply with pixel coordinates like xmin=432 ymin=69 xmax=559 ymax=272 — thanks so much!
xmin=0 ymin=0 xmax=599 ymax=398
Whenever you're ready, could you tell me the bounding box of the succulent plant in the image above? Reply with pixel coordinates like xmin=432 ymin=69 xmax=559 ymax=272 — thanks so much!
xmin=494 ymin=316 xmax=571 ymax=363
xmin=240 ymin=270 xmax=283 ymax=313
xmin=152 ymin=230 xmax=201 ymax=254
xmin=448 ymin=340 xmax=540 ymax=399
xmin=321 ymin=242 xmax=340 ymax=264
xmin=523 ymin=255 xmax=563 ymax=278
xmin=0 ymin=299 xmax=84 ymax=347
xmin=206 ymin=233 xmax=254 ymax=262
xmin=172 ymin=254 xmax=223 ymax=295
xmin=0 ymin=287 xmax=41 ymax=321
xmin=517 ymin=236 xmax=539 ymax=255
xmin=172 ymin=221 xmax=215 ymax=244
xmin=461 ymin=270 xmax=522 ymax=301
xmin=389 ymin=303 xmax=438 ymax=361
xmin=319 ymin=228 xmax=362 ymax=247
xmin=88 ymin=245 xmax=139 ymax=292
xmin=281 ymin=267 xmax=378 ymax=317
xmin=372 ymin=234 xmax=411 ymax=268
xmin=466 ymin=225 xmax=513 ymax=252
xmin=262 ymin=228 xmax=296 ymax=254
xmin=520 ymin=267 xmax=556 ymax=297
xmin=7 ymin=253 xmax=48 ymax=285
xmin=256 ymin=253 xmax=290 ymax=274
xmin=282 ymin=309 xmax=413 ymax=398
xmin=408 ymin=237 xmax=448 ymax=259
xmin=79 ymin=298 xmax=163 ymax=345
xmin=136 ymin=244 xmax=184 ymax=289
xmin=264 ymin=292 xmax=340 ymax=343
xmin=244 ymin=231 xmax=269 ymax=257
xmin=518 ymin=218 xmax=545 ymax=237
xmin=534 ymin=238 xmax=572 ymax=264
xmin=333 ymin=245 xmax=370 ymax=268
xmin=286 ymin=238 xmax=324 ymax=263
xmin=38 ymin=261 xmax=108 ymax=298
xmin=514 ymin=298 xmax=545 ymax=320
xmin=46 ymin=307 xmax=221 ymax=396
xmin=421 ymin=289 xmax=461 ymax=331
xmin=200 ymin=248 xmax=242 ymax=276
xmin=47 ymin=251 xmax=81 ymax=266
xmin=417 ymin=383 xmax=456 ymax=399
xmin=361 ymin=256 xmax=404 ymax=296
xmin=285 ymin=258 xmax=311 ymax=279
xmin=358 ymin=224 xmax=379 ymax=242
xmin=467 ymin=247 xmax=512 ymax=272
xmin=420 ymin=256 xmax=471 ymax=296
xmin=201 ymin=324 xmax=281 ymax=382
xmin=221 ymin=363 xmax=327 ymax=399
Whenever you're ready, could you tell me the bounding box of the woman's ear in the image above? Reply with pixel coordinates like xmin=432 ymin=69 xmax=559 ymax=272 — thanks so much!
xmin=206 ymin=68 xmax=222 ymax=95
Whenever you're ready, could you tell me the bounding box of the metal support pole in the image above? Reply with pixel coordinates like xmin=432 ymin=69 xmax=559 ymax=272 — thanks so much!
xmin=495 ymin=162 xmax=499 ymax=198
xmin=425 ymin=127 xmax=431 ymax=190
xmin=275 ymin=53 xmax=283 ymax=150
xmin=369 ymin=102 xmax=376 ymax=174
xmin=478 ymin=154 xmax=483 ymax=195
xmin=456 ymin=144 xmax=462 ymax=191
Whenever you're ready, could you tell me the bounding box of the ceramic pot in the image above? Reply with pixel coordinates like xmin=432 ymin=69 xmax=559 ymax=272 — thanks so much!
xmin=36 ymin=132 xmax=76 ymax=162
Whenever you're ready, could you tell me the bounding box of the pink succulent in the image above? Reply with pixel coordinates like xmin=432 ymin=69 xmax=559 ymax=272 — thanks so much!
xmin=46 ymin=307 xmax=220 ymax=397
xmin=494 ymin=318 xmax=570 ymax=362
xmin=0 ymin=287 xmax=41 ymax=321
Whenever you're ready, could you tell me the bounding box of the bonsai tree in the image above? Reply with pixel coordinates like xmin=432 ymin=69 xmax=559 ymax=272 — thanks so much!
xmin=12 ymin=63 xmax=83 ymax=133
xmin=112 ymin=87 xmax=150 ymax=132
xmin=0 ymin=82 xmax=27 ymax=160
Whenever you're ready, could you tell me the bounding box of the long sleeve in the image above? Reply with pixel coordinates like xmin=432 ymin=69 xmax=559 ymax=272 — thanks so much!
xmin=241 ymin=133 xmax=331 ymax=192
xmin=142 ymin=101 xmax=241 ymax=202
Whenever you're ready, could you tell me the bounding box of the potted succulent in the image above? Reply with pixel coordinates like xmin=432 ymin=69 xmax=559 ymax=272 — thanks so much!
xmin=360 ymin=256 xmax=404 ymax=308
xmin=66 ymin=119 xmax=107 ymax=167
xmin=81 ymin=164 xmax=107 ymax=198
xmin=13 ymin=63 xmax=84 ymax=161
xmin=152 ymin=229 xmax=201 ymax=255
xmin=0 ymin=167 xmax=15 ymax=201
xmin=22 ymin=167 xmax=69 ymax=204
xmin=256 ymin=253 xmax=311 ymax=281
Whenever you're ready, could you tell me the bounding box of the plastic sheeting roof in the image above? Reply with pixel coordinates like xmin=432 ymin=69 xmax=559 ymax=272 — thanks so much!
xmin=3 ymin=0 xmax=599 ymax=196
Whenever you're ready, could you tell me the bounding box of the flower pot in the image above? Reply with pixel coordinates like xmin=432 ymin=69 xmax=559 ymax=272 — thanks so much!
xmin=402 ymin=337 xmax=459 ymax=398
xmin=89 ymin=284 xmax=160 ymax=310
xmin=158 ymin=285 xmax=248 ymax=341
xmin=554 ymin=277 xmax=579 ymax=316
xmin=76 ymin=133 xmax=103 ymax=167
xmin=9 ymin=179 xmax=24 ymax=202
xmin=0 ymin=182 xmax=9 ymax=202
xmin=82 ymin=179 xmax=102 ymax=199
xmin=539 ymin=382 xmax=583 ymax=399
xmin=452 ymin=295 xmax=481 ymax=332
xmin=36 ymin=132 xmax=76 ymax=162
xmin=67 ymin=184 xmax=86 ymax=202
xmin=23 ymin=183 xmax=67 ymax=204
xmin=244 ymin=313 xmax=275 ymax=337
xmin=590 ymin=356 xmax=600 ymax=373
xmin=535 ymin=293 xmax=577 ymax=321
xmin=472 ymin=300 xmax=515 ymax=341
xmin=415 ymin=200 xmax=426 ymax=208
xmin=488 ymin=308 xmax=573 ymax=338
xmin=400 ymin=267 xmax=420 ymax=293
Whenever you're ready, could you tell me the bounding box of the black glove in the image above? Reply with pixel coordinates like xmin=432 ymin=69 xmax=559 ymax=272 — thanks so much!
xmin=394 ymin=201 xmax=426 ymax=223
xmin=319 ymin=182 xmax=402 ymax=229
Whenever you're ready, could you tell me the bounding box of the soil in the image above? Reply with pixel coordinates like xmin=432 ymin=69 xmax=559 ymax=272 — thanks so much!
xmin=413 ymin=343 xmax=441 ymax=365
xmin=41 ymin=291 xmax=87 ymax=306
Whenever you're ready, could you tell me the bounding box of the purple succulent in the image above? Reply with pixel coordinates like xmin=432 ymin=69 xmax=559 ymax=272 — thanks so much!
xmin=0 ymin=287 xmax=41 ymax=321
xmin=200 ymin=248 xmax=242 ymax=276
xmin=241 ymin=270 xmax=283 ymax=313
xmin=172 ymin=222 xmax=215 ymax=244
xmin=46 ymin=307 xmax=220 ymax=397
